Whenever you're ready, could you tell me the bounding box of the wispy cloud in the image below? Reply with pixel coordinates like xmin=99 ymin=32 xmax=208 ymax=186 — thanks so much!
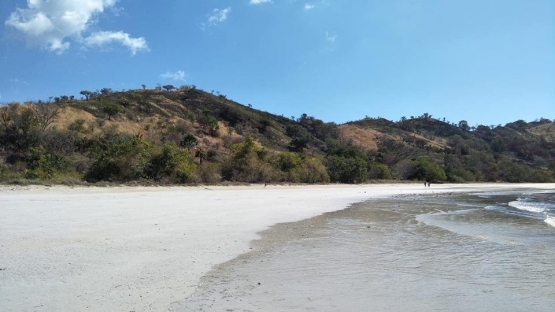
xmin=85 ymin=31 xmax=148 ymax=55
xmin=9 ymin=78 xmax=30 ymax=86
xmin=5 ymin=0 xmax=147 ymax=55
xmin=160 ymin=70 xmax=186 ymax=82
xmin=304 ymin=3 xmax=315 ymax=10
xmin=250 ymin=0 xmax=272 ymax=4
xmin=207 ymin=7 xmax=231 ymax=25
xmin=325 ymin=31 xmax=337 ymax=43
xmin=324 ymin=31 xmax=337 ymax=51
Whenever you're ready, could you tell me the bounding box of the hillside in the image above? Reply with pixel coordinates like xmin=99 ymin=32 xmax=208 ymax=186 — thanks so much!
xmin=0 ymin=86 xmax=554 ymax=184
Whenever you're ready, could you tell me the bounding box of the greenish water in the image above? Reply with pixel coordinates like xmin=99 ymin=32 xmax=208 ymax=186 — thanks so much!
xmin=173 ymin=191 xmax=555 ymax=311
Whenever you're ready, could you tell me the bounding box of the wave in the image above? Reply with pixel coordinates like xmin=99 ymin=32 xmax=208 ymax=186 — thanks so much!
xmin=545 ymin=216 xmax=555 ymax=228
xmin=508 ymin=199 xmax=552 ymax=214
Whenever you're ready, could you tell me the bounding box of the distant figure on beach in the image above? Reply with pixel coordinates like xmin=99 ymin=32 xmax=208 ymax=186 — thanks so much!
xmin=427 ymin=182 xmax=431 ymax=187
xmin=264 ymin=183 xmax=267 ymax=187
xmin=424 ymin=182 xmax=427 ymax=187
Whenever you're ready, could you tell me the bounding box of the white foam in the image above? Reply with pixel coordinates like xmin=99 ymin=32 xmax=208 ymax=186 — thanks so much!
xmin=545 ymin=216 xmax=555 ymax=228
xmin=508 ymin=200 xmax=546 ymax=213
xmin=485 ymin=205 xmax=501 ymax=211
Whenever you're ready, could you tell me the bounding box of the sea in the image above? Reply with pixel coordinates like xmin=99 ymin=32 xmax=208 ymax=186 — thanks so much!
xmin=173 ymin=189 xmax=555 ymax=311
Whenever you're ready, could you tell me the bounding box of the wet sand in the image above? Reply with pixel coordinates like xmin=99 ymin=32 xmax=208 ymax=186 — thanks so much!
xmin=176 ymin=191 xmax=555 ymax=311
xmin=1 ymin=184 xmax=553 ymax=311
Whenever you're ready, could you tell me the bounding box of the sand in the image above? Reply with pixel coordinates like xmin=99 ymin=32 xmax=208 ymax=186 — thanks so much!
xmin=1 ymin=183 xmax=553 ymax=311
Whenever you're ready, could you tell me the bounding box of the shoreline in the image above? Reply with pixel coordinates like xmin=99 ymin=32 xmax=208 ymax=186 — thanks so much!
xmin=176 ymin=190 xmax=555 ymax=311
xmin=1 ymin=183 xmax=554 ymax=311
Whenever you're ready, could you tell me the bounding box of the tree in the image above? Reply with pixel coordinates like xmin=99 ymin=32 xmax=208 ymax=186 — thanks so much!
xmin=221 ymin=135 xmax=274 ymax=183
xmin=102 ymin=103 xmax=123 ymax=120
xmin=24 ymin=146 xmax=68 ymax=179
xmin=163 ymin=85 xmax=176 ymax=92
xmin=0 ymin=105 xmax=14 ymax=131
xmin=145 ymin=145 xmax=196 ymax=182
xmin=326 ymin=155 xmax=367 ymax=183
xmin=85 ymin=132 xmax=153 ymax=182
xmin=100 ymin=88 xmax=112 ymax=95
xmin=31 ymin=102 xmax=60 ymax=131
xmin=199 ymin=113 xmax=220 ymax=136
xmin=408 ymin=159 xmax=447 ymax=182
xmin=324 ymin=142 xmax=369 ymax=183
xmin=367 ymin=163 xmax=392 ymax=180
xmin=258 ymin=119 xmax=271 ymax=132
xmin=491 ymin=139 xmax=506 ymax=153
xmin=195 ymin=148 xmax=206 ymax=164
xmin=289 ymin=136 xmax=309 ymax=152
xmin=180 ymin=134 xmax=198 ymax=150
xmin=286 ymin=125 xmax=311 ymax=151
xmin=458 ymin=120 xmax=470 ymax=131
xmin=0 ymin=105 xmax=41 ymax=152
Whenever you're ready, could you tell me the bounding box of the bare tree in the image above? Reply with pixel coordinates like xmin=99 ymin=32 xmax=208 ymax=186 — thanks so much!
xmin=0 ymin=105 xmax=14 ymax=131
xmin=32 ymin=102 xmax=61 ymax=131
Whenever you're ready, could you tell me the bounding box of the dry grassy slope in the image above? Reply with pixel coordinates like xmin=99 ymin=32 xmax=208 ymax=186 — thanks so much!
xmin=51 ymin=90 xmax=276 ymax=158
xmin=338 ymin=123 xmax=449 ymax=151
xmin=54 ymin=106 xmax=147 ymax=136
xmin=338 ymin=124 xmax=382 ymax=151
xmin=529 ymin=123 xmax=555 ymax=142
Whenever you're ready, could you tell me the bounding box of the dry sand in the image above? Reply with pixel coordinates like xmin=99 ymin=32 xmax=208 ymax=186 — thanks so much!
xmin=1 ymin=183 xmax=553 ymax=311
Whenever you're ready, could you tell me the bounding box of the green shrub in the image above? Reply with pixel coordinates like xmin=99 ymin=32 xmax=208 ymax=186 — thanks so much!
xmin=145 ymin=144 xmax=196 ymax=183
xmin=68 ymin=119 xmax=87 ymax=133
xmin=326 ymin=155 xmax=367 ymax=183
xmin=407 ymin=158 xmax=447 ymax=182
xmin=85 ymin=133 xmax=153 ymax=182
xmin=368 ymin=163 xmax=392 ymax=180
xmin=24 ymin=147 xmax=68 ymax=180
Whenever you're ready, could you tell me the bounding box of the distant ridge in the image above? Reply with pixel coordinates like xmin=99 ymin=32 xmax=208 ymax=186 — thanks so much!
xmin=0 ymin=86 xmax=553 ymax=184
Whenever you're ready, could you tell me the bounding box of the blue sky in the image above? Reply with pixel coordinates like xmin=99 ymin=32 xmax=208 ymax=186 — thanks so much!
xmin=1 ymin=0 xmax=553 ymax=126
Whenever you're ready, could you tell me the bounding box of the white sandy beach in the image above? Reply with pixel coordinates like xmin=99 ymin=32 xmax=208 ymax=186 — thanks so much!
xmin=1 ymin=183 xmax=553 ymax=311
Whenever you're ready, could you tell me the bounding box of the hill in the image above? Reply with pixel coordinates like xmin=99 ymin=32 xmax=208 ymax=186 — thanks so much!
xmin=0 ymin=86 xmax=554 ymax=184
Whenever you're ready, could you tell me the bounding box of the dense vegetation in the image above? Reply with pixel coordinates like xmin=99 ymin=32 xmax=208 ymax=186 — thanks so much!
xmin=0 ymin=86 xmax=553 ymax=185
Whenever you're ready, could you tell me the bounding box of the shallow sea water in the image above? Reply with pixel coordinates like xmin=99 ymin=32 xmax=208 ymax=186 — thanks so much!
xmin=172 ymin=190 xmax=555 ymax=311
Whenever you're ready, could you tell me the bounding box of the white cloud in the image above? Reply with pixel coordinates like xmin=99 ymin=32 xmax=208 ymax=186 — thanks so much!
xmin=325 ymin=31 xmax=337 ymax=43
xmin=85 ymin=31 xmax=148 ymax=55
xmin=9 ymin=78 xmax=30 ymax=85
xmin=250 ymin=0 xmax=272 ymax=5
xmin=304 ymin=4 xmax=315 ymax=10
xmin=207 ymin=7 xmax=231 ymax=25
xmin=160 ymin=70 xmax=186 ymax=82
xmin=5 ymin=0 xmax=147 ymax=55
xmin=202 ymin=7 xmax=231 ymax=30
